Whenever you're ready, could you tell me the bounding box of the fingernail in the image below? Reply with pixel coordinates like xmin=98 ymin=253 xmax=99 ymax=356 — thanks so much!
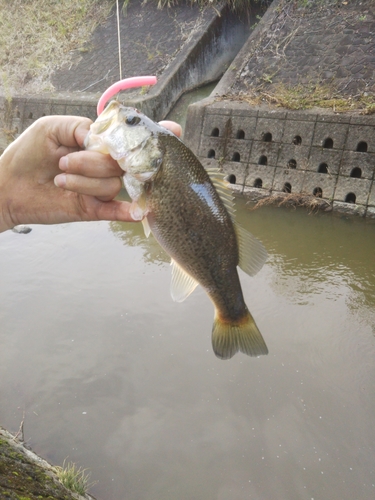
xmin=59 ymin=157 xmax=68 ymax=171
xmin=54 ymin=174 xmax=66 ymax=188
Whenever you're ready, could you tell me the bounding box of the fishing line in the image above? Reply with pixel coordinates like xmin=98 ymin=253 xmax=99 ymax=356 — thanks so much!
xmin=116 ymin=0 xmax=123 ymax=82
xmin=96 ymin=1 xmax=157 ymax=115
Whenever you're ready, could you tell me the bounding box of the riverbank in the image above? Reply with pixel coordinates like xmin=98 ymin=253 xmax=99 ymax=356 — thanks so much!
xmin=0 ymin=427 xmax=96 ymax=500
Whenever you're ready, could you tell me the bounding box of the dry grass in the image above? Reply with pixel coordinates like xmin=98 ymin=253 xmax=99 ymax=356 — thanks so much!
xmin=250 ymin=191 xmax=332 ymax=213
xmin=0 ymin=0 xmax=259 ymax=96
xmin=230 ymin=83 xmax=375 ymax=114
xmin=0 ymin=0 xmax=114 ymax=95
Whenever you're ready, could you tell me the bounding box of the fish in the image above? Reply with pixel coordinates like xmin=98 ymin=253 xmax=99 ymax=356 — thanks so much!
xmin=84 ymin=100 xmax=268 ymax=359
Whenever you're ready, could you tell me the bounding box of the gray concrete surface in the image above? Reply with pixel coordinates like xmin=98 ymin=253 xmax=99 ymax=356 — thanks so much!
xmin=184 ymin=0 xmax=375 ymax=218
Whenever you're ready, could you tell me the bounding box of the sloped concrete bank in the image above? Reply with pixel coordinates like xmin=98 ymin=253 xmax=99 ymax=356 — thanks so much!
xmin=0 ymin=428 xmax=96 ymax=500
xmin=0 ymin=1 xmax=259 ymax=149
xmin=185 ymin=0 xmax=375 ymax=218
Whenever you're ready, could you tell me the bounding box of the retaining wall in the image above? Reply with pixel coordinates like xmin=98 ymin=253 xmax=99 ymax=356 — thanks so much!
xmin=0 ymin=2 xmax=257 ymax=151
xmin=185 ymin=99 xmax=375 ymax=217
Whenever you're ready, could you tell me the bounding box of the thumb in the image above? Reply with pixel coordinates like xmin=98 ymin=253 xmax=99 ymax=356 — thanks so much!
xmin=50 ymin=116 xmax=93 ymax=149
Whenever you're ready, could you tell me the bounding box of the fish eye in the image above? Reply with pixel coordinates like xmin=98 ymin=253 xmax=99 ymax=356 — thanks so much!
xmin=125 ymin=115 xmax=141 ymax=126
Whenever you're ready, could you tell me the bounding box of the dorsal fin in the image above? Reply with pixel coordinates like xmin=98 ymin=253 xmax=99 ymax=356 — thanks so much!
xmin=206 ymin=167 xmax=236 ymax=218
xmin=206 ymin=166 xmax=267 ymax=277
xmin=170 ymin=259 xmax=199 ymax=302
xmin=235 ymin=222 xmax=268 ymax=277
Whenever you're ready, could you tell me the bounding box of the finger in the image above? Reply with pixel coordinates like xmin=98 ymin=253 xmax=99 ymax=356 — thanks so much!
xmin=60 ymin=150 xmax=123 ymax=178
xmin=91 ymin=199 xmax=137 ymax=223
xmin=41 ymin=116 xmax=92 ymax=149
xmin=54 ymin=173 xmax=122 ymax=201
xmin=159 ymin=120 xmax=182 ymax=138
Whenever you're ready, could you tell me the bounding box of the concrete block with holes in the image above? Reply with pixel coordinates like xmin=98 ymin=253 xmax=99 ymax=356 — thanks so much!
xmin=23 ymin=101 xmax=51 ymax=122
xmin=333 ymin=177 xmax=372 ymax=205
xmin=282 ymin=114 xmax=316 ymax=147
xmin=340 ymin=151 xmax=375 ymax=180
xmin=277 ymin=144 xmax=311 ymax=171
xmin=249 ymin=141 xmax=280 ymax=167
xmin=308 ymin=147 xmax=342 ymax=174
xmin=220 ymin=161 xmax=248 ymax=186
xmin=367 ymin=181 xmax=375 ymax=207
xmin=272 ymin=168 xmax=306 ymax=193
xmin=253 ymin=117 xmax=285 ymax=143
xmin=223 ymin=138 xmax=252 ymax=164
xmin=198 ymin=136 xmax=224 ymax=160
xmin=68 ymin=105 xmax=96 ymax=121
xmin=312 ymin=121 xmax=349 ymax=149
xmin=229 ymin=115 xmax=257 ymax=140
xmin=345 ymin=124 xmax=375 ymax=153
xmin=202 ymin=114 xmax=232 ymax=138
xmin=302 ymin=172 xmax=338 ymax=200
xmin=245 ymin=165 xmax=275 ymax=190
xmin=200 ymin=157 xmax=247 ymax=188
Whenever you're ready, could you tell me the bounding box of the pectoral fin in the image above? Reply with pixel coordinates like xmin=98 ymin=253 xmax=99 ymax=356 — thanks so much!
xmin=170 ymin=259 xmax=199 ymax=302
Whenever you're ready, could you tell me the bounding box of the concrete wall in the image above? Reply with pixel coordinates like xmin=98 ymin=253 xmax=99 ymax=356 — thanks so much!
xmin=185 ymin=98 xmax=375 ymax=217
xmin=0 ymin=94 xmax=98 ymax=151
xmin=0 ymin=2 xmax=255 ymax=152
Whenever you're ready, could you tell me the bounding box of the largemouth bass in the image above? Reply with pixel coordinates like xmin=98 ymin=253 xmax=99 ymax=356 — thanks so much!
xmin=85 ymin=101 xmax=268 ymax=359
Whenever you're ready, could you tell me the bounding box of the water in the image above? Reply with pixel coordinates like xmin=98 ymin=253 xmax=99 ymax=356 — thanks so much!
xmin=1 ymin=196 xmax=374 ymax=500
xmin=1 ymin=83 xmax=375 ymax=498
xmin=166 ymin=81 xmax=217 ymax=133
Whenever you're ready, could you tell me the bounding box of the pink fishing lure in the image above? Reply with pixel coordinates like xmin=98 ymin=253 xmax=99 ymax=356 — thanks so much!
xmin=97 ymin=76 xmax=157 ymax=116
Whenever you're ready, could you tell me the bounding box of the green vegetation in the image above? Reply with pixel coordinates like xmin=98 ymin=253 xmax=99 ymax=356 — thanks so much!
xmin=54 ymin=460 xmax=93 ymax=496
xmin=1 ymin=430 xmax=85 ymax=499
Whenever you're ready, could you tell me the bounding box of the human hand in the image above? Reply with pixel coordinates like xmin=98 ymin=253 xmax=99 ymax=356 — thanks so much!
xmin=0 ymin=116 xmax=181 ymax=233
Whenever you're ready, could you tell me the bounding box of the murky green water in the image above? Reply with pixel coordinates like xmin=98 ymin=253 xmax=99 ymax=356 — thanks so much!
xmin=1 ymin=81 xmax=375 ymax=500
xmin=1 ymin=196 xmax=374 ymax=500
xmin=166 ymin=81 xmax=217 ymax=133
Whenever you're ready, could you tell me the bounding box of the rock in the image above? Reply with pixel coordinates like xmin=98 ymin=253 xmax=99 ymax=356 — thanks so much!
xmin=12 ymin=225 xmax=32 ymax=234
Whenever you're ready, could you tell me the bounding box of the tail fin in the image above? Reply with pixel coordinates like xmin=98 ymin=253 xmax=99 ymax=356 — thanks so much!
xmin=212 ymin=310 xmax=268 ymax=360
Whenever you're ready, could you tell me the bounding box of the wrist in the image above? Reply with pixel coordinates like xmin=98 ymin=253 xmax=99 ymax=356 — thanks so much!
xmin=0 ymin=153 xmax=16 ymax=233
xmin=0 ymin=207 xmax=13 ymax=234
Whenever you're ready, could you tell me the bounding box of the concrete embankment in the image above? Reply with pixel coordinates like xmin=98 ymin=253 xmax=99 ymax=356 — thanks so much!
xmin=184 ymin=0 xmax=375 ymax=217
xmin=0 ymin=1 xmax=258 ymax=151
xmin=0 ymin=427 xmax=95 ymax=500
